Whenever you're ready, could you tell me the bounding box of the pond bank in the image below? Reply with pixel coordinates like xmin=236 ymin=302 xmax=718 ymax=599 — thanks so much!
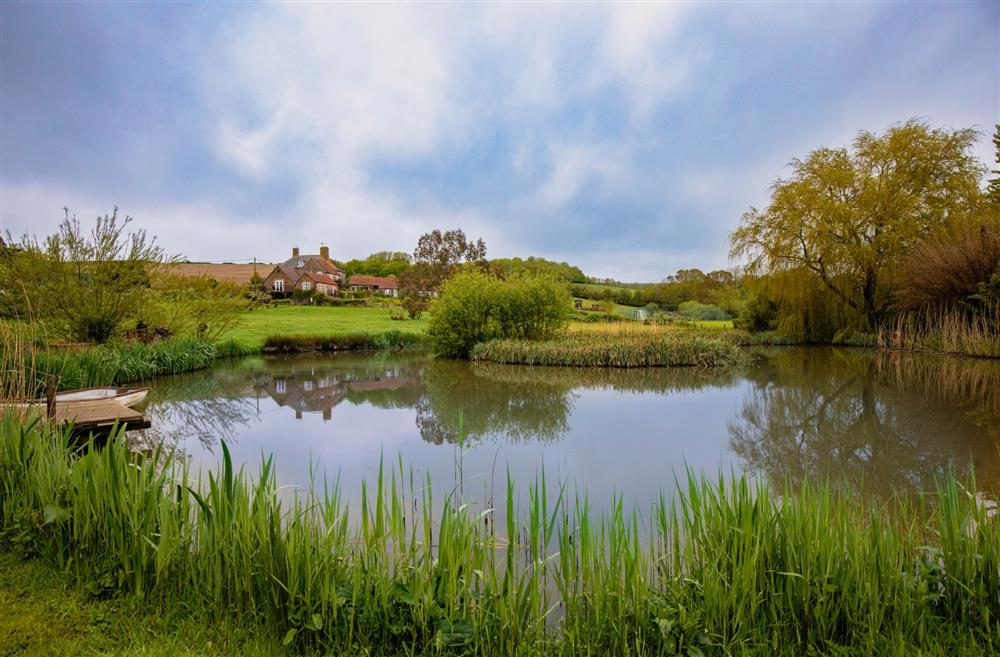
xmin=471 ymin=332 xmax=744 ymax=367
xmin=29 ymin=330 xmax=428 ymax=392
xmin=2 ymin=417 xmax=996 ymax=656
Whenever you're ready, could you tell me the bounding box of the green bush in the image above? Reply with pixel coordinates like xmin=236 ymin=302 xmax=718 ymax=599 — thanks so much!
xmin=678 ymin=300 xmax=731 ymax=321
xmin=428 ymin=271 xmax=570 ymax=358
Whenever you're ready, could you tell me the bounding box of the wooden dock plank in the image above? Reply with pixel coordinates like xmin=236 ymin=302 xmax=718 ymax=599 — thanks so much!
xmin=3 ymin=399 xmax=150 ymax=432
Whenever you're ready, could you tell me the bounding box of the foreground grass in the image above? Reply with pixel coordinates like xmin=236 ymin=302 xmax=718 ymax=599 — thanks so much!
xmin=0 ymin=551 xmax=290 ymax=657
xmin=2 ymin=417 xmax=996 ymax=656
xmin=472 ymin=331 xmax=744 ymax=367
xmin=229 ymin=306 xmax=428 ymax=350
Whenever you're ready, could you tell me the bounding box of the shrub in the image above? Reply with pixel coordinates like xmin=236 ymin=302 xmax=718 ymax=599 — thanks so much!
xmin=894 ymin=217 xmax=1000 ymax=312
xmin=678 ymin=300 xmax=731 ymax=321
xmin=428 ymin=271 xmax=570 ymax=358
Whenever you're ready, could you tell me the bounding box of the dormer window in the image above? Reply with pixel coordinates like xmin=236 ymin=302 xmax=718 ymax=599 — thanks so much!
xmin=296 ymin=259 xmax=304 ymax=268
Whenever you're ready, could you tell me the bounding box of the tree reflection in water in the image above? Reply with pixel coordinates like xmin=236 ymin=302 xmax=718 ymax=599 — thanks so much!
xmin=729 ymin=348 xmax=1000 ymax=496
xmin=135 ymin=348 xmax=999 ymax=501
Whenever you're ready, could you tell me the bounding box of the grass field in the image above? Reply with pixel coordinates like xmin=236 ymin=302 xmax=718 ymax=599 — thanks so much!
xmin=227 ymin=306 xmax=428 ymax=350
xmin=686 ymin=318 xmax=734 ymax=329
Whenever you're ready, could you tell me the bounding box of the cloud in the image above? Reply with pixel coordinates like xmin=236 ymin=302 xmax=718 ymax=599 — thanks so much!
xmin=1 ymin=2 xmax=996 ymax=280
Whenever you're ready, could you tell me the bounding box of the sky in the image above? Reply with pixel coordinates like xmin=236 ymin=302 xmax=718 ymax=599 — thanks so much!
xmin=1 ymin=2 xmax=997 ymax=282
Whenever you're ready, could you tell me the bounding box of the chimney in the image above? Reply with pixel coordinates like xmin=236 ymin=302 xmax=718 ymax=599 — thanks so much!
xmin=292 ymin=247 xmax=300 ymax=258
xmin=320 ymin=244 xmax=330 ymax=260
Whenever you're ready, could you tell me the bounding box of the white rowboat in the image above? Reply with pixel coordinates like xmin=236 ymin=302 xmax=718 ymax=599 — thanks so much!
xmin=3 ymin=387 xmax=150 ymax=410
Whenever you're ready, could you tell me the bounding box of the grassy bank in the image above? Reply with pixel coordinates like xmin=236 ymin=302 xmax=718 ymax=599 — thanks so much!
xmin=2 ymin=418 xmax=996 ymax=656
xmin=0 ymin=551 xmax=288 ymax=657
xmin=26 ymin=338 xmax=252 ymax=394
xmin=472 ymin=331 xmax=744 ymax=367
xmin=263 ymin=331 xmax=427 ymax=353
xmin=229 ymin=306 xmax=428 ymax=351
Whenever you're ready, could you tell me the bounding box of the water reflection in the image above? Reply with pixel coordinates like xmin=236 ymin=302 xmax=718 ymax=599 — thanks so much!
xmin=136 ymin=348 xmax=1000 ymax=501
xmin=730 ymin=349 xmax=1000 ymax=494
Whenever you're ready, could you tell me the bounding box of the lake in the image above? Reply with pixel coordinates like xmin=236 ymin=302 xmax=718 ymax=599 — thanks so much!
xmin=135 ymin=347 xmax=1000 ymax=511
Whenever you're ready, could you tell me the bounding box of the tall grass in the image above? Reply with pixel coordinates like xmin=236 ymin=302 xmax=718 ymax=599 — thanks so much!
xmin=472 ymin=333 xmax=744 ymax=367
xmin=262 ymin=330 xmax=428 ymax=353
xmin=2 ymin=418 xmax=995 ymax=655
xmin=880 ymin=303 xmax=1000 ymax=358
xmin=26 ymin=338 xmax=254 ymax=394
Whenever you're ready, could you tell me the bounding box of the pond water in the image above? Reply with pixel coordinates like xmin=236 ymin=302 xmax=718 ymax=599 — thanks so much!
xmin=135 ymin=347 xmax=1000 ymax=511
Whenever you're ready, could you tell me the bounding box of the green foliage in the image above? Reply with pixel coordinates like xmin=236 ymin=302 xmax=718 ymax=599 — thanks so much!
xmin=262 ymin=331 xmax=428 ymax=353
xmin=3 ymin=208 xmax=175 ymax=342
xmin=489 ymin=256 xmax=587 ymax=283
xmin=428 ymin=271 xmax=570 ymax=358
xmin=1 ymin=418 xmax=997 ymax=656
xmin=731 ymin=119 xmax=985 ymax=330
xmin=472 ymin=332 xmax=743 ymax=367
xmin=341 ymin=251 xmax=412 ymax=278
xmin=140 ymin=274 xmax=248 ymax=342
xmin=570 ymin=282 xmax=644 ymax=306
xmin=988 ymin=124 xmax=1000 ymax=207
xmin=29 ymin=338 xmax=252 ymax=393
xmin=641 ymin=269 xmax=740 ymax=311
xmin=678 ymin=301 xmax=731 ymax=321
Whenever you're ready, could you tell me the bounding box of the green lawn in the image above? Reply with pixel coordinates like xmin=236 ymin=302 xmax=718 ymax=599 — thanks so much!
xmin=226 ymin=306 xmax=428 ymax=350
xmin=687 ymin=319 xmax=735 ymax=329
xmin=0 ymin=551 xmax=289 ymax=657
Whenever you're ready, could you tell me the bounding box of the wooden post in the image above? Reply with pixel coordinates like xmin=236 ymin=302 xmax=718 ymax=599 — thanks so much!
xmin=45 ymin=374 xmax=57 ymax=418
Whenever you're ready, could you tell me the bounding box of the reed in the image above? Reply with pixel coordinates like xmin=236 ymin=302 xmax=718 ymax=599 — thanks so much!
xmin=25 ymin=338 xmax=254 ymax=394
xmin=880 ymin=303 xmax=1000 ymax=358
xmin=471 ymin=332 xmax=744 ymax=367
xmin=2 ymin=418 xmax=995 ymax=656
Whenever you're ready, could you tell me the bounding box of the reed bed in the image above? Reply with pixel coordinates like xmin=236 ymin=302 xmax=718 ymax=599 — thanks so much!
xmin=880 ymin=303 xmax=1000 ymax=358
xmin=262 ymin=330 xmax=429 ymax=353
xmin=472 ymin=333 xmax=744 ymax=367
xmin=25 ymin=338 xmax=253 ymax=395
xmin=1 ymin=418 xmax=996 ymax=656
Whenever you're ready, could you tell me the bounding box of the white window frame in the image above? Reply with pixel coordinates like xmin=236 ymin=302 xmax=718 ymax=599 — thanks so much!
xmin=273 ymin=279 xmax=284 ymax=292
xmin=301 ymin=281 xmax=312 ymax=291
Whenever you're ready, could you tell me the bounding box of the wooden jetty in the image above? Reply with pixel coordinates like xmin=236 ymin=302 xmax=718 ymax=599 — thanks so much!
xmin=4 ymin=398 xmax=150 ymax=434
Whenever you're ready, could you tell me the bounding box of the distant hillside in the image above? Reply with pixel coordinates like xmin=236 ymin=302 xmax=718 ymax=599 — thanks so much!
xmin=170 ymin=262 xmax=274 ymax=285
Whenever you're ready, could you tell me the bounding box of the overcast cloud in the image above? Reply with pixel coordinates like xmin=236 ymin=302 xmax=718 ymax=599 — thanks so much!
xmin=1 ymin=2 xmax=997 ymax=280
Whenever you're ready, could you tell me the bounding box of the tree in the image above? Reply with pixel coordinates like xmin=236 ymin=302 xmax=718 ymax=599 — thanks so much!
xmin=341 ymin=251 xmax=412 ymax=278
xmin=414 ymin=229 xmax=487 ymax=269
xmin=730 ymin=120 xmax=984 ymax=330
xmin=988 ymin=124 xmax=1000 ymax=207
xmin=400 ymin=228 xmax=488 ymax=314
xmin=5 ymin=208 xmax=176 ymax=342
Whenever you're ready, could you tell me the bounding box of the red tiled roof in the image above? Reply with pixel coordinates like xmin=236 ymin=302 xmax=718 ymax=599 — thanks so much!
xmin=304 ymin=271 xmax=339 ymax=285
xmin=348 ymin=275 xmax=399 ymax=289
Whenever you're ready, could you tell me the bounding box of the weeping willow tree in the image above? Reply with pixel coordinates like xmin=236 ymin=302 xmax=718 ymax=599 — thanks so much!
xmin=730 ymin=120 xmax=984 ymax=337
